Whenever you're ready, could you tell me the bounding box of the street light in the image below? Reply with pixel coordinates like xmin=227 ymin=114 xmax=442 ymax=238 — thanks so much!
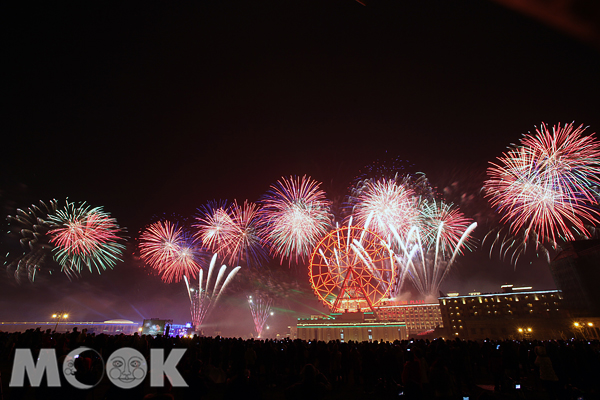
xmin=517 ymin=327 xmax=532 ymax=339
xmin=52 ymin=312 xmax=69 ymax=333
xmin=574 ymin=321 xmax=594 ymax=339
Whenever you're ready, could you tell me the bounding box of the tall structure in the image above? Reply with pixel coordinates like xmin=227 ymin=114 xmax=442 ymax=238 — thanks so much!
xmin=438 ymin=286 xmax=566 ymax=340
xmin=550 ymin=240 xmax=600 ymax=318
xmin=309 ymin=225 xmax=395 ymax=315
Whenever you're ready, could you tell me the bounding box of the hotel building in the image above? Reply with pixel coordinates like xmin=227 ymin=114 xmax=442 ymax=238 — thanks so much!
xmin=438 ymin=285 xmax=566 ymax=340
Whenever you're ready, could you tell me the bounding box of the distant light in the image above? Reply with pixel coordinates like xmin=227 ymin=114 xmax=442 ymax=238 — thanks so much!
xmin=138 ymin=327 xmax=143 ymax=332
xmin=448 ymin=292 xmax=459 ymax=297
xmin=513 ymin=286 xmax=533 ymax=291
xmin=270 ymin=312 xmax=274 ymax=316
xmin=527 ymin=328 xmax=532 ymax=332
xmin=588 ymin=322 xmax=594 ymax=327
xmin=518 ymin=328 xmax=523 ymax=332
xmin=63 ymin=314 xmax=68 ymax=318
xmin=574 ymin=322 xmax=580 ymax=327
xmin=185 ymin=322 xmax=192 ymax=328
xmin=267 ymin=326 xmax=270 ymax=329
xmin=52 ymin=314 xmax=57 ymax=318
xmin=501 ymin=284 xmax=514 ymax=288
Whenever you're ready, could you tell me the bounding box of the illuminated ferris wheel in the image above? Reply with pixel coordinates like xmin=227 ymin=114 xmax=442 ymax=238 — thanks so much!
xmin=308 ymin=225 xmax=395 ymax=313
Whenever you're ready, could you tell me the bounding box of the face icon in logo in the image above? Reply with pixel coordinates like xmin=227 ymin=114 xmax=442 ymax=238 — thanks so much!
xmin=63 ymin=347 xmax=104 ymax=389
xmin=63 ymin=359 xmax=76 ymax=376
xmin=107 ymin=348 xmax=147 ymax=389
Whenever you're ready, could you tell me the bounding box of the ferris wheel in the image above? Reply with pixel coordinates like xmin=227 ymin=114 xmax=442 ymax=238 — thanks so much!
xmin=308 ymin=225 xmax=395 ymax=313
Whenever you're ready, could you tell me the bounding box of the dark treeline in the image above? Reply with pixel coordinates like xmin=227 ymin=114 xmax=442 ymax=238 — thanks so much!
xmin=1 ymin=329 xmax=599 ymax=400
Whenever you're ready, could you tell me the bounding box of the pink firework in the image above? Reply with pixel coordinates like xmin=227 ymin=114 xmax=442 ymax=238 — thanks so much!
xmin=259 ymin=175 xmax=332 ymax=264
xmin=248 ymin=294 xmax=272 ymax=338
xmin=226 ymin=200 xmax=267 ymax=267
xmin=485 ymin=122 xmax=600 ymax=244
xmin=418 ymin=200 xmax=475 ymax=256
xmin=138 ymin=220 xmax=201 ymax=283
xmin=194 ymin=204 xmax=236 ymax=253
xmin=50 ymin=210 xmax=120 ymax=257
xmin=194 ymin=201 xmax=266 ymax=267
xmin=350 ymin=178 xmax=418 ymax=238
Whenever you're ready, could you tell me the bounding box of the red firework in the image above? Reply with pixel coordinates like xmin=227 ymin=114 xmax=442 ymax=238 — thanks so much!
xmin=138 ymin=220 xmax=201 ymax=283
xmin=485 ymin=122 xmax=600 ymax=244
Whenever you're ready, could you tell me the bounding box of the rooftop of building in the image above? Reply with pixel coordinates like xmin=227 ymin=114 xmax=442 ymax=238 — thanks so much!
xmin=439 ymin=285 xmax=560 ymax=300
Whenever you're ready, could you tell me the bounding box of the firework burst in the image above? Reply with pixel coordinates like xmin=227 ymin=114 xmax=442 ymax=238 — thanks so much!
xmin=484 ymin=122 xmax=600 ymax=245
xmin=349 ymin=178 xmax=418 ymax=238
xmin=138 ymin=220 xmax=201 ymax=283
xmin=194 ymin=201 xmax=267 ymax=267
xmin=47 ymin=201 xmax=125 ymax=275
xmin=418 ymin=200 xmax=475 ymax=256
xmin=194 ymin=202 xmax=236 ymax=253
xmin=259 ymin=175 xmax=332 ymax=264
xmin=5 ymin=200 xmax=59 ymax=282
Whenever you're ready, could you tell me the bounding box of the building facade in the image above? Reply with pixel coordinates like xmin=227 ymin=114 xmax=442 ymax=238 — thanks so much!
xmin=377 ymin=300 xmax=443 ymax=337
xmin=297 ymin=312 xmax=408 ymax=342
xmin=0 ymin=319 xmax=140 ymax=335
xmin=439 ymin=286 xmax=566 ymax=340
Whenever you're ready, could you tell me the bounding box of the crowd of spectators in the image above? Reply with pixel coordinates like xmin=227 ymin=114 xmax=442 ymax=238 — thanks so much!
xmin=0 ymin=328 xmax=599 ymax=400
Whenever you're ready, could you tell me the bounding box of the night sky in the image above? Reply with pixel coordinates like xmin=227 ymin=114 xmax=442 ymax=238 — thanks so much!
xmin=2 ymin=0 xmax=600 ymax=337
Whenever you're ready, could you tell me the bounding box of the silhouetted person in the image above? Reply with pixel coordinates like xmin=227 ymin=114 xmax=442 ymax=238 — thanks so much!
xmin=285 ymin=364 xmax=331 ymax=400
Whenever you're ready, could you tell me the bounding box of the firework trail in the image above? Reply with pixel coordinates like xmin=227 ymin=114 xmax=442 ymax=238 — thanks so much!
xmin=482 ymin=227 xmax=551 ymax=266
xmin=387 ymin=200 xmax=477 ymax=298
xmin=138 ymin=220 xmax=201 ymax=283
xmin=247 ymin=293 xmax=272 ymax=338
xmin=194 ymin=201 xmax=267 ymax=267
xmin=5 ymin=200 xmax=59 ymax=282
xmin=349 ymin=178 xmax=418 ymax=239
xmin=259 ymin=175 xmax=332 ymax=264
xmin=47 ymin=201 xmax=125 ymax=275
xmin=484 ymin=122 xmax=600 ymax=248
xmin=184 ymin=254 xmax=241 ymax=331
